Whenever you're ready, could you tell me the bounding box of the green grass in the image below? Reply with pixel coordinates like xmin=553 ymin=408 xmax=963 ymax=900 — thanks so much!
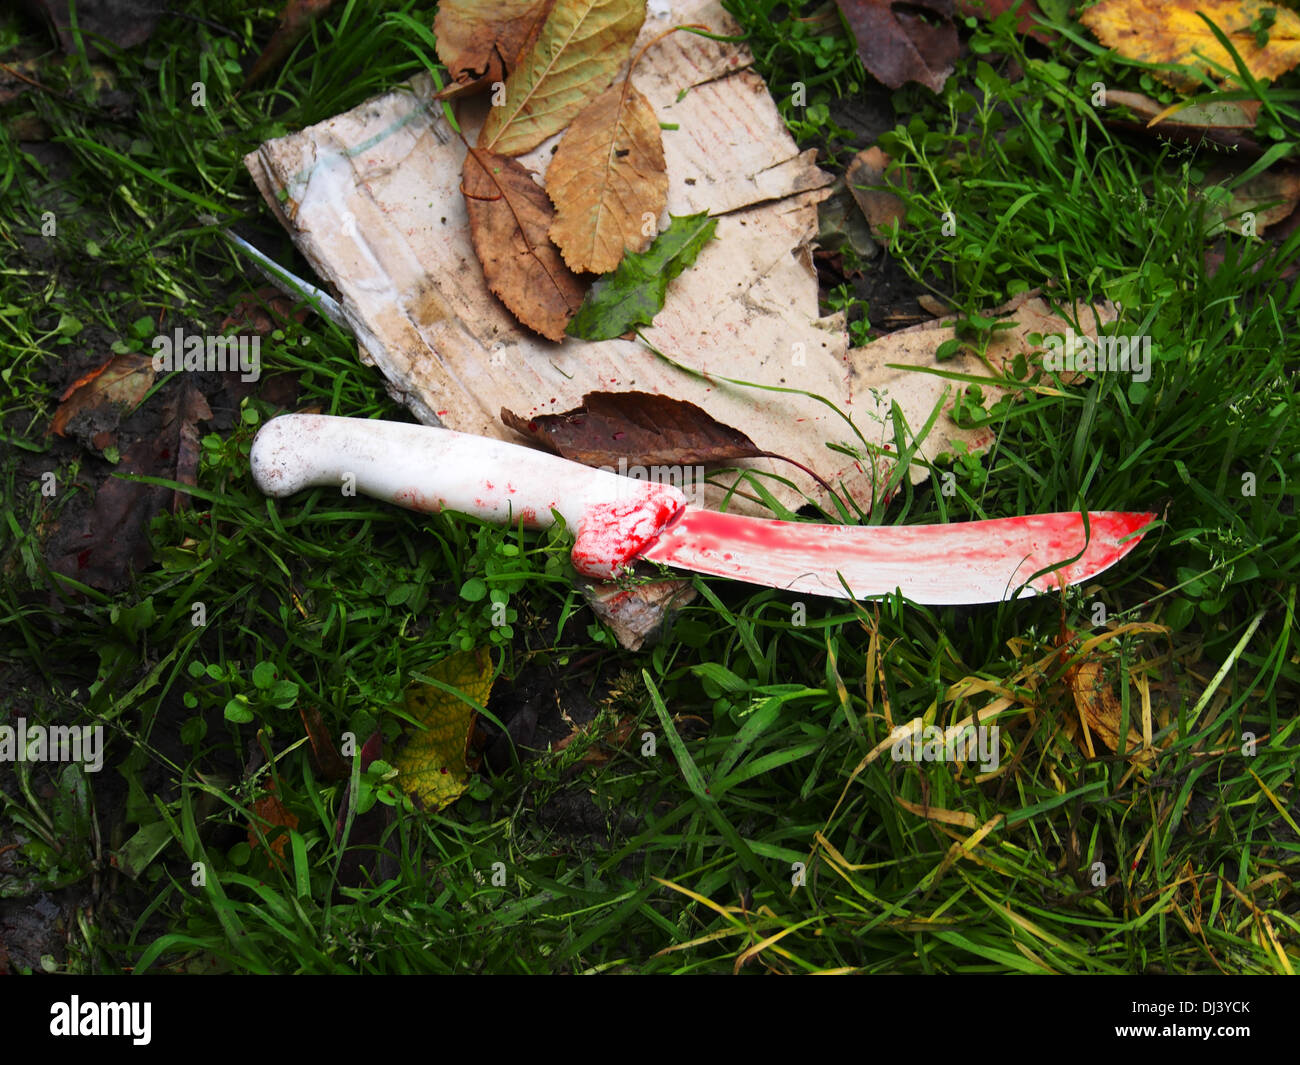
xmin=1 ymin=1 xmax=1297 ymax=974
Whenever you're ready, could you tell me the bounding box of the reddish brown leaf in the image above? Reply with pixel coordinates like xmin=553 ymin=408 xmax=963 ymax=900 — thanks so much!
xmin=247 ymin=783 xmax=300 ymax=869
xmin=168 ymin=385 xmax=213 ymax=513
xmin=51 ymin=353 xmax=155 ymax=439
xmin=433 ymin=0 xmax=555 ymax=97
xmin=25 ymin=0 xmax=164 ymax=56
xmin=955 ymin=0 xmax=1053 ymax=44
xmin=833 ymin=0 xmax=959 ymax=93
xmin=845 ymin=146 xmax=906 ymax=241
xmin=463 ymin=148 xmax=587 ymax=341
xmin=219 ymin=286 xmax=312 ymax=336
xmin=242 ymin=0 xmax=338 ymax=90
xmin=46 ymin=379 xmax=212 ymax=591
xmin=501 ymin=390 xmax=766 ymax=467
xmin=299 ymin=705 xmax=350 ymax=782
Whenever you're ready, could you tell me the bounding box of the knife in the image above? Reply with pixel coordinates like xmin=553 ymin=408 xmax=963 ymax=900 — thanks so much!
xmin=250 ymin=414 xmax=1152 ymax=604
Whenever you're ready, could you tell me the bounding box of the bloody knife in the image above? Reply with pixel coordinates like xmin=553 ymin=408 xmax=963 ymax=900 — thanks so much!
xmin=250 ymin=414 xmax=1152 ymax=603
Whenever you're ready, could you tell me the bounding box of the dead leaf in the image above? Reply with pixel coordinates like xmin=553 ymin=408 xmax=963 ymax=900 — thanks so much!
xmin=24 ymin=0 xmax=164 ymax=56
xmin=1106 ymin=89 xmax=1260 ymax=129
xmin=243 ymin=0 xmax=338 ymax=90
xmin=547 ymin=78 xmax=668 ymax=273
xmin=167 ymin=385 xmax=213 ymax=513
xmin=1068 ymin=659 xmax=1148 ymax=761
xmin=895 ymin=796 xmax=979 ymax=828
xmin=219 ymin=286 xmax=312 ymax=336
xmin=247 ymin=783 xmax=299 ymax=869
xmin=0 ymin=58 xmax=46 ymax=104
xmin=463 ymin=148 xmax=588 ymax=340
xmin=51 ymin=353 xmax=155 ymax=440
xmin=478 ymin=0 xmax=646 ymax=156
xmin=434 ymin=0 xmax=556 ymax=96
xmin=333 ymin=730 xmax=394 ymax=888
xmin=833 ymin=0 xmax=960 ymax=93
xmin=299 ymin=704 xmax=350 ymax=782
xmin=955 ymin=0 xmax=1052 ymax=44
xmin=502 ymin=390 xmax=767 ymax=466
xmin=815 ymin=183 xmax=880 ymax=271
xmin=392 ymin=650 xmax=494 ymax=811
xmin=1102 ymin=89 xmax=1264 ymax=157
xmin=554 ymin=714 xmax=638 ymax=767
xmin=46 ymin=379 xmax=211 ymax=590
xmin=1205 ymin=164 xmax=1300 ymax=236
xmin=845 ymin=146 xmax=906 ymax=241
xmin=1081 ymin=0 xmax=1300 ymax=90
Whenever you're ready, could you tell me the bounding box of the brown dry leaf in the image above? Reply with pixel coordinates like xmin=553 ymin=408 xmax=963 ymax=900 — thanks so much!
xmin=1081 ymin=0 xmax=1300 ymax=90
xmin=1205 ymin=163 xmax=1300 ymax=236
xmin=298 ymin=704 xmax=350 ymax=782
xmin=547 ymin=79 xmax=668 ymax=273
xmin=1105 ymin=89 xmax=1260 ymax=129
xmin=28 ymin=0 xmax=164 ymax=56
xmin=247 ymin=783 xmax=300 ymax=869
xmin=243 ymin=0 xmax=339 ymax=90
xmin=1068 ymin=659 xmax=1147 ymax=761
xmin=434 ymin=0 xmax=555 ymax=96
xmin=502 ymin=389 xmax=765 ymax=466
xmin=167 ymin=384 xmax=213 ymax=513
xmin=219 ymin=286 xmax=312 ymax=336
xmin=0 ymin=58 xmax=46 ymax=105
xmin=478 ymin=0 xmax=646 ymax=157
xmin=955 ymin=0 xmax=1052 ymax=44
xmin=553 ymin=714 xmax=638 ymax=767
xmin=845 ymin=146 xmax=905 ymax=242
xmin=833 ymin=0 xmax=959 ymax=93
xmin=45 ymin=381 xmax=210 ymax=591
xmin=463 ymin=148 xmax=587 ymax=340
xmin=51 ymin=353 xmax=155 ymax=439
xmin=1102 ymin=89 xmax=1263 ymax=157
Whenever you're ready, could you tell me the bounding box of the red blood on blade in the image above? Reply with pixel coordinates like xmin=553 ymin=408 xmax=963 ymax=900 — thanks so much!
xmin=571 ymin=483 xmax=687 ymax=580
xmin=638 ymin=510 xmax=1153 ymax=604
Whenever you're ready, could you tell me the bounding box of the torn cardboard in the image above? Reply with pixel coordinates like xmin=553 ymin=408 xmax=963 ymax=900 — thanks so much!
xmin=243 ymin=0 xmax=872 ymax=518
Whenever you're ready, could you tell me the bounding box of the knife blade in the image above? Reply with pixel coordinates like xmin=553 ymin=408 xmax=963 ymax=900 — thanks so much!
xmin=250 ymin=414 xmax=1152 ymax=603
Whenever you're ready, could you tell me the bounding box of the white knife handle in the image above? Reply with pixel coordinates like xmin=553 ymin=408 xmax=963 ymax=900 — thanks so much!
xmin=249 ymin=414 xmax=686 ymax=579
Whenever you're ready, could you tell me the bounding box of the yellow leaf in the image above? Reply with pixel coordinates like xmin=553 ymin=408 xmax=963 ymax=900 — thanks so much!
xmin=547 ymin=79 xmax=667 ymax=274
xmin=1068 ymin=659 xmax=1152 ymax=764
xmin=1081 ymin=0 xmax=1300 ymax=89
xmin=392 ymin=649 xmax=493 ymax=810
xmin=478 ymin=0 xmax=645 ymax=157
